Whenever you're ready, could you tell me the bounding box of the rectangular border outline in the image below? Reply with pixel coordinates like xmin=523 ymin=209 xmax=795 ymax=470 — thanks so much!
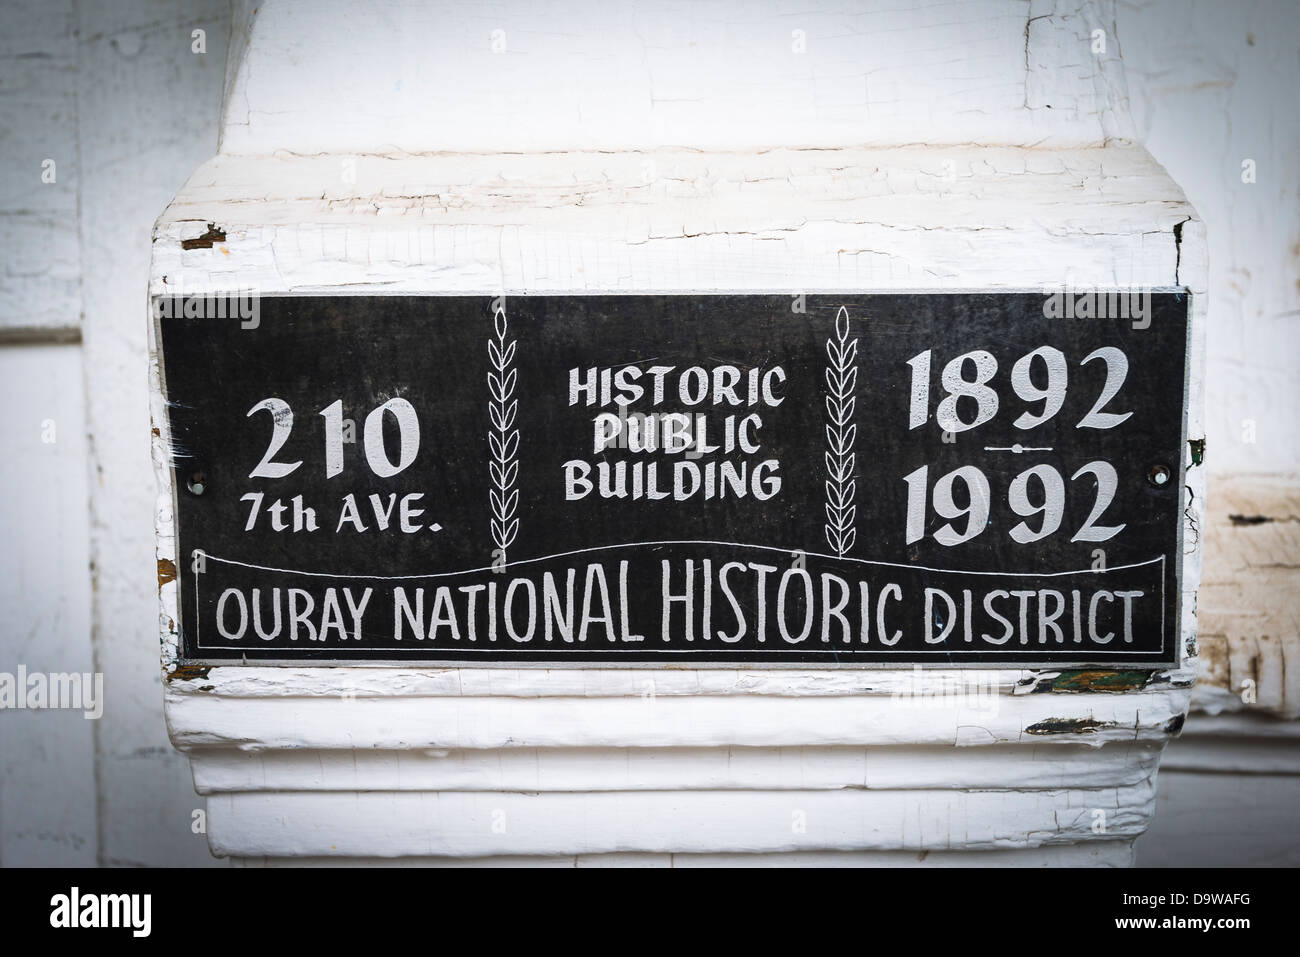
xmin=191 ymin=550 xmax=1166 ymax=658
xmin=156 ymin=289 xmax=1189 ymax=669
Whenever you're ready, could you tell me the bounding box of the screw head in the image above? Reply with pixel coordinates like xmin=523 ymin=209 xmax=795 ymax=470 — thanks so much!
xmin=186 ymin=470 xmax=206 ymax=495
xmin=1147 ymin=463 xmax=1172 ymax=487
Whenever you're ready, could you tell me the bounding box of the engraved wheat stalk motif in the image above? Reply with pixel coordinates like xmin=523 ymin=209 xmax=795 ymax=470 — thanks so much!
xmin=488 ymin=304 xmax=519 ymax=563
xmin=824 ymin=306 xmax=858 ymax=558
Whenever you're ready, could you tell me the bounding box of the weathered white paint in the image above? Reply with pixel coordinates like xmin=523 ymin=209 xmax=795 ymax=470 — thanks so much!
xmin=192 ymin=742 xmax=1167 ymax=794
xmin=150 ymin=0 xmax=1207 ymax=864
xmin=0 ymin=0 xmax=81 ymax=338
xmin=0 ymin=0 xmax=231 ymax=867
xmin=0 ymin=0 xmax=1288 ymax=868
xmin=1105 ymin=0 xmax=1300 ymax=867
xmin=75 ymin=0 xmax=232 ymax=867
xmin=207 ymin=785 xmax=1160 ymax=858
xmin=1123 ymin=0 xmax=1300 ymax=476
xmin=0 ymin=345 xmax=95 ymax=865
xmin=238 ymin=844 xmax=1141 ymax=867
xmin=218 ymin=0 xmax=1137 ymax=155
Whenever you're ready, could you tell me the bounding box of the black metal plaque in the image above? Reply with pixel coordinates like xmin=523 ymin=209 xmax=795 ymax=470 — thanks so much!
xmin=158 ymin=292 xmax=1189 ymax=666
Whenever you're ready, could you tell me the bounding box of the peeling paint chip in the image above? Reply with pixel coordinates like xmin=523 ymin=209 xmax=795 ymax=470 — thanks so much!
xmin=165 ymin=664 xmax=211 ymax=683
xmin=1050 ymin=670 xmax=1155 ymax=693
xmin=1025 ymin=717 xmax=1114 ymax=735
xmin=181 ymin=224 xmax=226 ymax=250
xmin=157 ymin=558 xmax=177 ymax=587
xmin=1228 ymin=514 xmax=1274 ymax=526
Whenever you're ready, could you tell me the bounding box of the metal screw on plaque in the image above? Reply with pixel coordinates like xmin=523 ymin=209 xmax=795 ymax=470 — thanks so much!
xmin=186 ymin=469 xmax=207 ymax=496
xmin=1147 ymin=464 xmax=1172 ymax=487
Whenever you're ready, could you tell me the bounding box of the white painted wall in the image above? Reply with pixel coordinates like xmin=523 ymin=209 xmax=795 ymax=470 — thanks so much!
xmin=0 ymin=345 xmax=95 ymax=865
xmin=74 ymin=0 xmax=231 ymax=868
xmin=0 ymin=1 xmax=80 ymax=339
xmin=151 ymin=0 xmax=1205 ymax=865
xmin=1122 ymin=0 xmax=1300 ymax=475
xmin=1120 ymin=0 xmax=1300 ymax=866
xmin=0 ymin=0 xmax=1295 ymax=866
xmin=0 ymin=0 xmax=229 ymax=866
xmin=218 ymin=0 xmax=1136 ymax=153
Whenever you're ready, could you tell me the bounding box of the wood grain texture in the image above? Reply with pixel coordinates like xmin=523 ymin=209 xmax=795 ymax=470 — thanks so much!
xmin=1193 ymin=473 xmax=1300 ymax=718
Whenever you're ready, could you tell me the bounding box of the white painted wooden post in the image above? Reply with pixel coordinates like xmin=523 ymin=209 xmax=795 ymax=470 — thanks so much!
xmin=151 ymin=0 xmax=1204 ymax=864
